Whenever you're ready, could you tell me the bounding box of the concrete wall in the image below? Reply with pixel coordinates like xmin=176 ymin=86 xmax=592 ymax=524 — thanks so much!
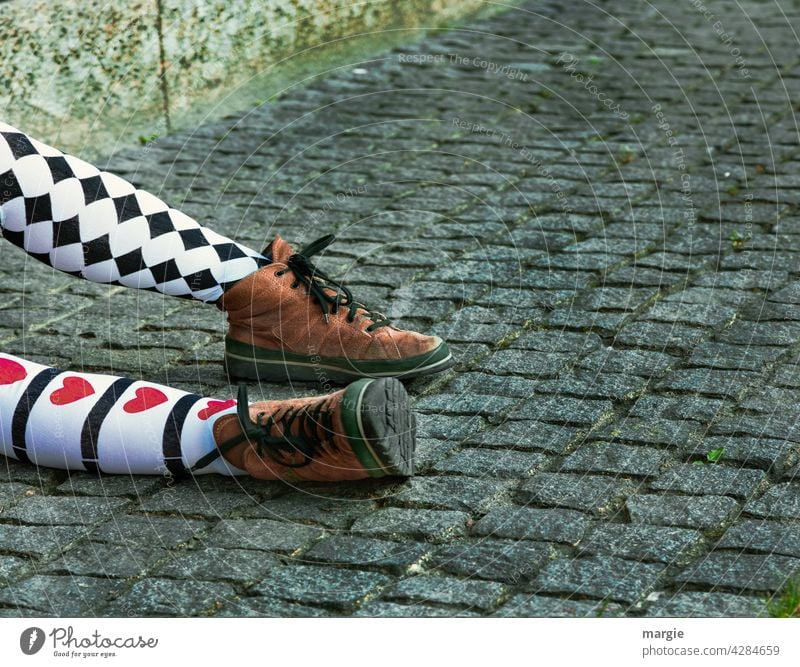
xmin=0 ymin=0 xmax=484 ymax=156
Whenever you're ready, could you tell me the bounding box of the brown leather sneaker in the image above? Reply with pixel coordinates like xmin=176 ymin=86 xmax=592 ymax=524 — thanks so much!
xmin=218 ymin=234 xmax=454 ymax=383
xmin=191 ymin=377 xmax=415 ymax=482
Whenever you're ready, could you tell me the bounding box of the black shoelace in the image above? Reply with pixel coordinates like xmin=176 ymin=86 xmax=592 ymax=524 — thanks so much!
xmin=190 ymin=384 xmax=335 ymax=472
xmin=275 ymin=234 xmax=391 ymax=331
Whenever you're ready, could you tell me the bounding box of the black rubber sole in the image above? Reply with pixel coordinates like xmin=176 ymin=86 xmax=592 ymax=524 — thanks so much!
xmin=224 ymin=337 xmax=455 ymax=385
xmin=348 ymin=377 xmax=416 ymax=477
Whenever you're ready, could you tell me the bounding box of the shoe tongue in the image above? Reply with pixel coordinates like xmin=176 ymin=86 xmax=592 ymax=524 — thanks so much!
xmin=263 ymin=235 xmax=294 ymax=263
xmin=262 ymin=235 xmax=378 ymax=324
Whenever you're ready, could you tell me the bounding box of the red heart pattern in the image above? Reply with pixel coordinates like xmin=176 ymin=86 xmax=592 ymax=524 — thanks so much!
xmin=50 ymin=377 xmax=96 ymax=405
xmin=123 ymin=387 xmax=169 ymax=414
xmin=198 ymin=399 xmax=237 ymax=420
xmin=0 ymin=358 xmax=28 ymax=385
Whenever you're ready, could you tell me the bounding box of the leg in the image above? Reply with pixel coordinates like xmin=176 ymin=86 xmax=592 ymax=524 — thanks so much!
xmin=0 ymin=352 xmax=243 ymax=475
xmin=0 ymin=121 xmax=268 ymax=303
xmin=0 ymin=120 xmax=453 ymax=383
xmin=0 ymin=352 xmax=415 ymax=480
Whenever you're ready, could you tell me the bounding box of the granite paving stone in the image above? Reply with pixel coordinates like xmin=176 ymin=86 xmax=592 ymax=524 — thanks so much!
xmin=475 ymin=350 xmax=575 ymax=377
xmin=516 ymin=473 xmax=639 ymax=516
xmin=773 ymin=363 xmax=800 ymax=389
xmin=102 ymin=579 xmax=237 ymax=617
xmin=153 ymin=547 xmax=280 ymax=582
xmin=717 ymin=321 xmax=800 ymax=346
xmin=716 ymin=519 xmax=800 ymax=558
xmin=683 ymin=437 xmax=798 ymax=475
xmin=55 ymin=475 xmax=164 ymax=498
xmin=0 ymin=524 xmax=91 ymax=558
xmin=672 ymin=553 xmax=800 ymax=593
xmin=414 ymin=438 xmax=458 ymax=473
xmin=507 ymin=331 xmax=603 ymax=353
xmin=302 ymin=535 xmax=428 ymax=574
xmin=578 ymin=348 xmax=678 ymax=376
xmin=0 ymin=575 xmax=126 ymax=616
xmin=710 ymin=415 xmax=800 ymax=444
xmin=643 ymin=303 xmax=736 ymax=328
xmin=579 ymin=524 xmax=704 ymax=564
xmin=432 ymin=320 xmax=518 ymax=345
xmin=354 ymin=601 xmax=480 ymax=617
xmin=382 ymin=575 xmax=505 ymax=612
xmin=446 ymin=372 xmax=538 ymax=398
xmin=614 ymin=323 xmax=708 ymax=351
xmin=391 ymin=476 xmax=509 ymax=513
xmin=43 ymin=542 xmax=169 ymax=578
xmin=215 ymin=597 xmax=332 ymax=617
xmin=472 ymin=507 xmax=590 ymax=545
xmin=1 ymin=496 xmax=129 ymax=525
xmin=433 ymin=448 xmax=548 ymax=479
xmin=238 ymin=492 xmax=377 ymax=529
xmin=544 ymin=309 xmax=629 ymax=334
xmin=250 ymin=565 xmax=390 ymax=610
xmin=137 ymin=488 xmax=252 ymax=518
xmin=0 ymin=607 xmax=56 ymax=618
xmin=414 ymin=393 xmax=517 ymax=416
xmin=0 ymin=555 xmax=27 ymax=582
xmin=463 ymin=420 xmax=579 ymax=453
xmin=745 ymin=483 xmax=800 ymax=520
xmin=650 ymin=465 xmax=767 ymax=500
xmin=605 ymin=267 xmax=685 ymax=289
xmin=688 ymin=343 xmax=785 ymax=372
xmin=626 ymin=495 xmax=740 ymax=530
xmin=415 ymin=413 xmax=485 ymax=441
xmin=351 ymin=508 xmax=470 ymax=544
xmin=532 ymin=556 xmax=664 ymax=604
xmin=740 ymin=386 xmax=800 ymax=414
xmin=494 ymin=595 xmax=626 ymax=617
xmin=88 ymin=515 xmax=208 ymax=548
xmin=534 ymin=372 xmax=647 ymax=400
xmin=203 ymin=519 xmax=325 ymax=554
xmin=560 ymin=442 xmax=670 ymax=477
xmin=575 ymin=288 xmax=656 ymax=312
xmin=657 ymin=369 xmax=760 ymax=400
xmin=645 ymin=592 xmax=769 ymax=617
xmin=512 ymin=396 xmax=614 ymax=426
xmin=628 ymin=395 xmax=730 ymax=422
xmin=602 ymin=418 xmax=698 ymax=448
xmin=429 ymin=540 xmax=552 ymax=584
xmin=0 ymin=482 xmax=32 ymax=507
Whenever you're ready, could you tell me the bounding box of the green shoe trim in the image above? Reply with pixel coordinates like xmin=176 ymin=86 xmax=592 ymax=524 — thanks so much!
xmin=224 ymin=336 xmax=452 ymax=377
xmin=339 ymin=378 xmax=388 ymax=478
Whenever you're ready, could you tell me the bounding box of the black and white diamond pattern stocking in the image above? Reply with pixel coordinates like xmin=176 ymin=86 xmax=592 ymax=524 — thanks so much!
xmin=0 ymin=122 xmax=270 ymax=302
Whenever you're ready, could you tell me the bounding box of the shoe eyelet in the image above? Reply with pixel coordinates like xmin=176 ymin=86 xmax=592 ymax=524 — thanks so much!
xmin=274 ymin=269 xmax=285 ymax=277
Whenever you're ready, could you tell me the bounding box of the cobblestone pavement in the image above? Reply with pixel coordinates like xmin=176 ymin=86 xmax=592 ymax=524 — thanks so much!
xmin=3 ymin=0 xmax=800 ymax=617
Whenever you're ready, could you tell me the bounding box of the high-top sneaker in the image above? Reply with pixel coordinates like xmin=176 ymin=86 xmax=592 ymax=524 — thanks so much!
xmin=218 ymin=234 xmax=454 ymax=383
xmin=192 ymin=377 xmax=415 ymax=482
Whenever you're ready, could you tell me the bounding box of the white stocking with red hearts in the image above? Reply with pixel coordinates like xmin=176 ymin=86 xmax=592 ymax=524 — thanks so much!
xmin=0 ymin=353 xmax=244 ymax=476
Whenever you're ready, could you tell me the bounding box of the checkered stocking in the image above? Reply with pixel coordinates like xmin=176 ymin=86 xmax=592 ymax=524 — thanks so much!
xmin=0 ymin=122 xmax=269 ymax=303
xmin=0 ymin=352 xmax=244 ymax=475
